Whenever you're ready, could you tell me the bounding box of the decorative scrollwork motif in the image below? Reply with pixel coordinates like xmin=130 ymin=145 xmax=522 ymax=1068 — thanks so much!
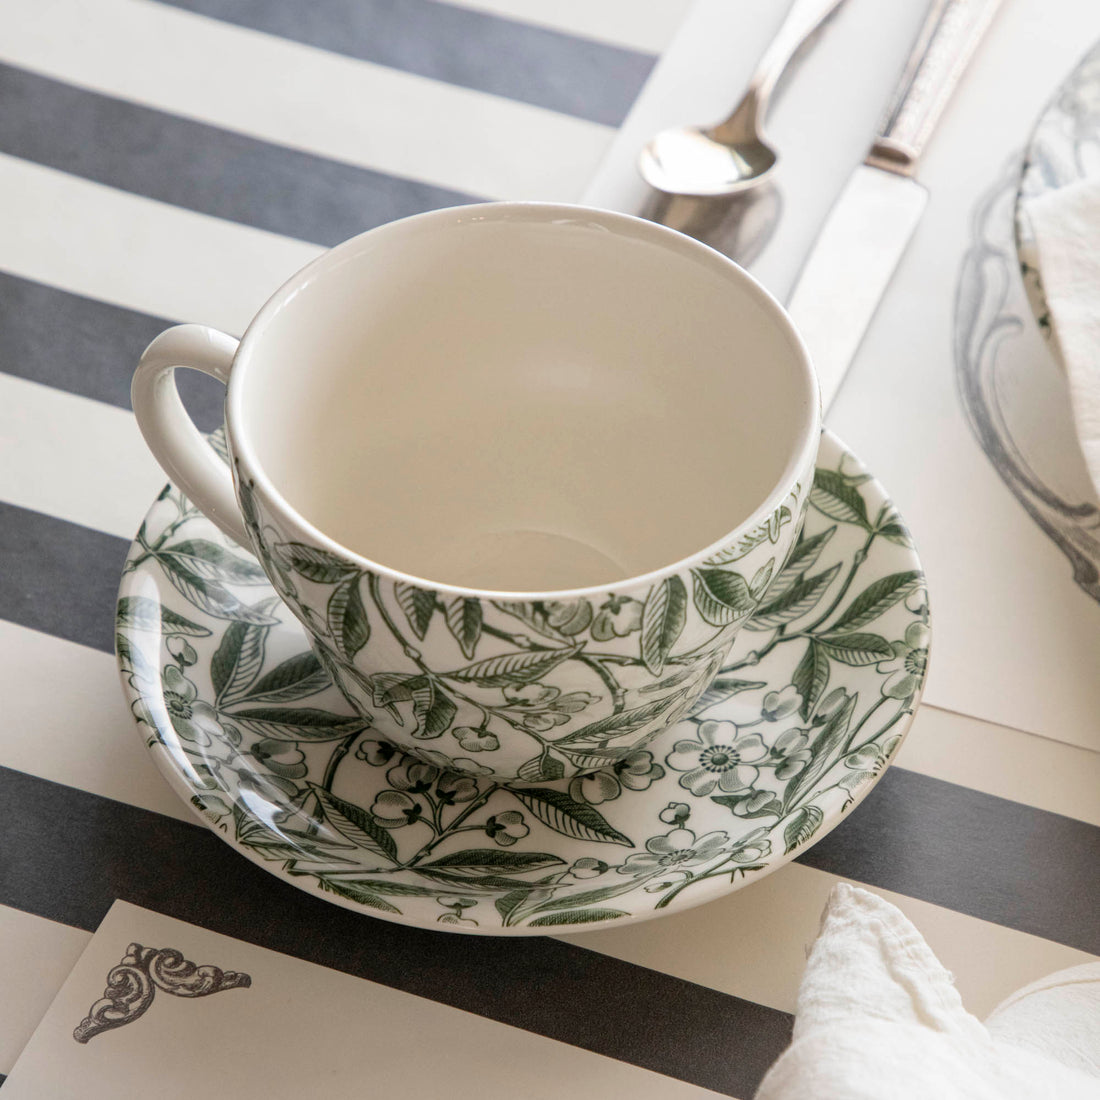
xmin=74 ymin=942 xmax=251 ymax=1043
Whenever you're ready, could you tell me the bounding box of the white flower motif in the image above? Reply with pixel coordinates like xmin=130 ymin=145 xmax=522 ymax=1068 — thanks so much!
xmin=877 ymin=622 xmax=930 ymax=700
xmin=617 ymin=828 xmax=730 ymax=875
xmin=761 ymin=684 xmax=802 ymax=721
xmin=665 ymin=720 xmax=768 ymax=796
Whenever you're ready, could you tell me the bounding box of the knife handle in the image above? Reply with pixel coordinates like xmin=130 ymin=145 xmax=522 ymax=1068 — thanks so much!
xmin=868 ymin=0 xmax=1003 ymax=175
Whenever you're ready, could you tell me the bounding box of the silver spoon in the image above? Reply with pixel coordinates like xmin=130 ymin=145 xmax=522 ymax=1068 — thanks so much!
xmin=639 ymin=0 xmax=848 ymax=197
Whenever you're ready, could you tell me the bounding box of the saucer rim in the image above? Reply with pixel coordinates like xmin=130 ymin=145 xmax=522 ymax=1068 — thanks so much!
xmin=117 ymin=428 xmax=928 ymax=936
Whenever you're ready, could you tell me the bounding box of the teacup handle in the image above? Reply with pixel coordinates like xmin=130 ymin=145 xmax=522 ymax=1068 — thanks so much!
xmin=131 ymin=324 xmax=251 ymax=546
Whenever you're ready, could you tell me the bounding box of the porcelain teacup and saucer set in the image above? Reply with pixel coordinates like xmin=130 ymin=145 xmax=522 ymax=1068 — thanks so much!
xmin=121 ymin=203 xmax=928 ymax=935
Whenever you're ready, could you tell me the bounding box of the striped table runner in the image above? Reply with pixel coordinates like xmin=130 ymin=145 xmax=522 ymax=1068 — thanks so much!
xmin=0 ymin=2 xmax=1096 ymax=1097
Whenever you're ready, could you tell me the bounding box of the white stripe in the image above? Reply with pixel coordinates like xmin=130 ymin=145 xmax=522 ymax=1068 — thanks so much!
xmin=0 ymin=375 xmax=166 ymax=541
xmin=0 ymin=906 xmax=90 ymax=1074
xmin=440 ymin=0 xmax=694 ymax=53
xmin=896 ymin=704 xmax=1100 ymax=829
xmin=563 ymin=861 xmax=1098 ymax=1019
xmin=0 ymin=622 xmax=192 ymax=823
xmin=0 ymin=0 xmax=611 ymax=202
xmin=0 ymin=154 xmax=320 ymax=331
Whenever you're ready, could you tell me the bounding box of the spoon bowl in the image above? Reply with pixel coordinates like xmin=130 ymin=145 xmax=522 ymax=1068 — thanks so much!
xmin=639 ymin=126 xmax=778 ymax=197
xmin=638 ymin=0 xmax=845 ymax=199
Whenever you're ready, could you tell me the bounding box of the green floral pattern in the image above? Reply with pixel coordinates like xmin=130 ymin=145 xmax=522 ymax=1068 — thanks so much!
xmin=118 ymin=431 xmax=928 ymax=934
xmin=231 ymin=447 xmax=813 ymax=782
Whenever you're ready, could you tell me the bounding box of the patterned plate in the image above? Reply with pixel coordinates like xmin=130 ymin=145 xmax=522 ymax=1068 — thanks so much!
xmin=1015 ymin=38 xmax=1100 ymax=343
xmin=117 ymin=430 xmax=928 ymax=935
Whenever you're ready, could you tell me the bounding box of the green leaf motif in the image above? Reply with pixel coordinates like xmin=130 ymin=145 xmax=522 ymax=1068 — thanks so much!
xmin=491 ymin=601 xmax=568 ymax=641
xmin=750 ymin=560 xmax=775 ymax=600
xmin=117 ymin=596 xmax=213 ymax=636
xmin=525 ymin=879 xmax=638 ymax=916
xmin=827 ymin=570 xmax=922 ymax=634
xmin=690 ymin=676 xmax=768 ymax=716
xmin=419 ymin=850 xmax=566 ymax=876
xmin=409 ymin=678 xmax=434 ymax=735
xmin=640 ymin=576 xmax=687 ymax=675
xmin=785 ymin=693 xmax=857 ymax=807
xmin=444 ymin=597 xmax=483 ymax=659
xmin=877 ymin=522 xmax=912 ymax=547
xmin=242 ymin=651 xmax=329 ymax=704
xmin=447 ymin=644 xmax=582 ymax=688
xmin=770 ymin=527 xmax=836 ymax=599
xmin=327 ymin=576 xmax=370 ymax=659
xmin=691 ymin=568 xmax=756 ymax=626
xmin=211 ymin=619 xmax=268 ymax=704
xmin=408 ymin=680 xmax=449 ymax=739
xmin=745 ymin=564 xmax=841 ymax=631
xmin=237 ymin=472 xmax=260 ymax=532
xmin=512 ymin=788 xmax=632 ymax=846
xmin=159 ymin=539 xmax=268 ymax=584
xmin=783 ymin=804 xmax=824 ymax=854
xmin=792 ymin=641 xmax=830 ymax=720
xmin=554 ymin=695 xmax=675 ymax=749
xmin=810 ymin=470 xmax=870 ymax=529
xmin=818 ymin=632 xmax=892 ymax=666
xmin=161 ymin=560 xmax=281 ymax=625
xmin=320 ymin=879 xmax=440 ymax=898
xmin=228 ymin=707 xmax=365 ymax=741
xmin=395 ymin=582 xmax=436 ymax=640
xmin=527 ymin=908 xmax=628 ymax=927
xmin=311 ymin=786 xmax=398 ymax=863
xmin=276 ymin=542 xmax=356 ymax=584
xmin=414 ymin=871 xmax=550 ymax=891
xmin=319 ymin=879 xmax=402 ymax=913
xmin=116 ymin=632 xmax=158 ymax=685
xmin=517 ymin=751 xmax=567 ymax=783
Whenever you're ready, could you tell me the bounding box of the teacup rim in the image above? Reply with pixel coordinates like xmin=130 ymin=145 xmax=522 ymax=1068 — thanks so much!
xmin=226 ymin=200 xmax=822 ymax=600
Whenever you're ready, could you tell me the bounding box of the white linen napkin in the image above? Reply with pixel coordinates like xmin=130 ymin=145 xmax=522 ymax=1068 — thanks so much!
xmin=1025 ymin=177 xmax=1100 ymax=502
xmin=754 ymin=883 xmax=1100 ymax=1100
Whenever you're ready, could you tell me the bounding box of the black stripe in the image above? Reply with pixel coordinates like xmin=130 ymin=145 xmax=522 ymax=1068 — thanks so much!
xmin=0 ymin=503 xmax=129 ymax=653
xmin=160 ymin=0 xmax=652 ymax=126
xmin=0 ymin=64 xmax=476 ymax=247
xmin=0 ymin=766 xmax=789 ymax=1099
xmin=797 ymin=766 xmax=1100 ymax=952
xmin=4 ymin=502 xmax=1098 ymax=953
xmin=0 ymin=273 xmax=223 ymax=429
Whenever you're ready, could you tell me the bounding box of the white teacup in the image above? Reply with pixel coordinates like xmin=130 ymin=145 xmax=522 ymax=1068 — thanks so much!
xmin=132 ymin=202 xmax=819 ymax=783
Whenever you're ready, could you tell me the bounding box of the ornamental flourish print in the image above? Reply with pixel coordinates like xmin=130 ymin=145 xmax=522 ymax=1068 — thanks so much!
xmin=74 ymin=944 xmax=251 ymax=1043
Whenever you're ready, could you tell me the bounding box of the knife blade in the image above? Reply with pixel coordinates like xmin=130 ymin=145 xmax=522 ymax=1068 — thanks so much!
xmin=786 ymin=0 xmax=1003 ymax=409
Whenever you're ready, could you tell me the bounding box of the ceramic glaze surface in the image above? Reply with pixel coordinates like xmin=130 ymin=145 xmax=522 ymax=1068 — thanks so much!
xmin=117 ymin=430 xmax=928 ymax=935
xmin=236 ymin=210 xmax=814 ymax=590
xmin=133 ymin=203 xmax=820 ymax=781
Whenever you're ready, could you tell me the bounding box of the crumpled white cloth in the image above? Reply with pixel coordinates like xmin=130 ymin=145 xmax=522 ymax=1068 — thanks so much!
xmin=754 ymin=883 xmax=1100 ymax=1100
xmin=1026 ymin=177 xmax=1100 ymax=503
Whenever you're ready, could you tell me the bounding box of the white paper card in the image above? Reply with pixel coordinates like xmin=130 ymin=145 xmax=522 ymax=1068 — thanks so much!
xmin=2 ymin=901 xmax=725 ymax=1099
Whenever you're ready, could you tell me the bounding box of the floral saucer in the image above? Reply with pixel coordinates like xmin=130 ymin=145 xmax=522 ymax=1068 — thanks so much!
xmin=117 ymin=430 xmax=928 ymax=935
xmin=1015 ymin=38 xmax=1100 ymax=343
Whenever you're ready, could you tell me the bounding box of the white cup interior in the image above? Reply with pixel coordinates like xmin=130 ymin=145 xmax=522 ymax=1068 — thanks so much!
xmin=234 ymin=205 xmax=815 ymax=593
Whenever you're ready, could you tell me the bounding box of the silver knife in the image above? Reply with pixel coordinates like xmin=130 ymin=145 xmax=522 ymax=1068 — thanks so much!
xmin=786 ymin=0 xmax=1002 ymax=409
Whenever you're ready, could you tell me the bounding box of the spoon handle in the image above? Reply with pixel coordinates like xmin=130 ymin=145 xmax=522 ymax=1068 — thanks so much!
xmin=869 ymin=0 xmax=1003 ymax=175
xmin=746 ymin=0 xmax=849 ymax=109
